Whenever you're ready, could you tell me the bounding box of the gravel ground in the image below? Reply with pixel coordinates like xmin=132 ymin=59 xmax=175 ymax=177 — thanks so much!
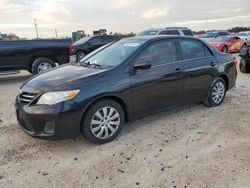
xmin=0 ymin=58 xmax=250 ymax=188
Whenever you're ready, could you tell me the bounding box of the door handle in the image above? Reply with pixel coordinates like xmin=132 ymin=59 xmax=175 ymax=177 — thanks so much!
xmin=175 ymin=68 xmax=182 ymax=73
xmin=210 ymin=62 xmax=216 ymax=67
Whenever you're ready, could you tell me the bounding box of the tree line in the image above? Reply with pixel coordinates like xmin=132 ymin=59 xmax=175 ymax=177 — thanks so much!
xmin=193 ymin=26 xmax=250 ymax=34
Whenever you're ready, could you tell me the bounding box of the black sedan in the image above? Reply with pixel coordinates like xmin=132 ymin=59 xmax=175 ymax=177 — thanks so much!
xmin=15 ymin=36 xmax=237 ymax=144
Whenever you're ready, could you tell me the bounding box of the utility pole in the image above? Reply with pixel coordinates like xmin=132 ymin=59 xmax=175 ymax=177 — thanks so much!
xmin=55 ymin=28 xmax=58 ymax=39
xmin=33 ymin=19 xmax=39 ymax=38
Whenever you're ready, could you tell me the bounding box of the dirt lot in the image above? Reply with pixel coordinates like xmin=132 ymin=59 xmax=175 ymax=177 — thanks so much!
xmin=0 ymin=61 xmax=250 ymax=188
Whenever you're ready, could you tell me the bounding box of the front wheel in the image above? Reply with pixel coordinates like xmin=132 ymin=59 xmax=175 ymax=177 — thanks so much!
xmin=81 ymin=100 xmax=125 ymax=144
xmin=204 ymin=78 xmax=227 ymax=107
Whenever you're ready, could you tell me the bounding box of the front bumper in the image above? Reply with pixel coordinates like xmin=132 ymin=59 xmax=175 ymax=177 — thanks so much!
xmin=15 ymin=97 xmax=82 ymax=139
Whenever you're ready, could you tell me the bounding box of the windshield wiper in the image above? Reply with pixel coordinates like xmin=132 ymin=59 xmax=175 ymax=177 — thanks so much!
xmin=80 ymin=61 xmax=102 ymax=69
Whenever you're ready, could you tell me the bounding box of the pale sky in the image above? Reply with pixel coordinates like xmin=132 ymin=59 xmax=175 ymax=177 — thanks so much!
xmin=0 ymin=0 xmax=250 ymax=39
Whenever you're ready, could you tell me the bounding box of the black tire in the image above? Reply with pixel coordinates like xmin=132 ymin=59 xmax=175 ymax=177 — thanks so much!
xmin=31 ymin=57 xmax=55 ymax=75
xmin=221 ymin=46 xmax=228 ymax=53
xmin=76 ymin=51 xmax=86 ymax=62
xmin=240 ymin=58 xmax=250 ymax=73
xmin=81 ymin=99 xmax=125 ymax=144
xmin=204 ymin=77 xmax=227 ymax=107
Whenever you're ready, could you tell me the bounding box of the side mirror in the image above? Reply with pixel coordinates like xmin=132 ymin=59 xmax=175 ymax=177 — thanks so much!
xmin=134 ymin=60 xmax=151 ymax=70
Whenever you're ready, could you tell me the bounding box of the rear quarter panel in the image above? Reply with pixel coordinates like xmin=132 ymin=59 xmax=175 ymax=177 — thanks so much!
xmin=215 ymin=53 xmax=237 ymax=90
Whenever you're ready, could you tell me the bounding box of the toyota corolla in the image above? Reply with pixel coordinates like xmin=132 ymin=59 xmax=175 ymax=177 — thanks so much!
xmin=15 ymin=36 xmax=237 ymax=144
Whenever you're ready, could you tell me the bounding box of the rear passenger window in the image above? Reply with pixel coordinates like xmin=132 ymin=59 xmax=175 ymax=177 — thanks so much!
xmin=180 ymin=39 xmax=206 ymax=59
xmin=159 ymin=30 xmax=179 ymax=35
xmin=135 ymin=40 xmax=177 ymax=67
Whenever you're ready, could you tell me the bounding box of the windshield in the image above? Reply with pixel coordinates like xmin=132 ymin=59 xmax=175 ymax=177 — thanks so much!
xmin=202 ymin=32 xmax=216 ymax=38
xmin=137 ymin=30 xmax=158 ymax=36
xmin=211 ymin=36 xmax=231 ymax=42
xmin=80 ymin=39 xmax=146 ymax=68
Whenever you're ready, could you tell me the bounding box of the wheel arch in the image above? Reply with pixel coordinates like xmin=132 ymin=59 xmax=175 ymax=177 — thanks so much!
xmin=218 ymin=74 xmax=229 ymax=90
xmin=80 ymin=95 xmax=130 ymax=130
xmin=29 ymin=52 xmax=56 ymax=70
xmin=221 ymin=45 xmax=228 ymax=52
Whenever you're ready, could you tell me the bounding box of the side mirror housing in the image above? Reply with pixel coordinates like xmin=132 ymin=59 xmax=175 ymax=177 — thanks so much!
xmin=133 ymin=60 xmax=151 ymax=70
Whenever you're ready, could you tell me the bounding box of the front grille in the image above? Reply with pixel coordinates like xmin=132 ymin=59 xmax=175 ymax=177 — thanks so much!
xmin=19 ymin=92 xmax=38 ymax=104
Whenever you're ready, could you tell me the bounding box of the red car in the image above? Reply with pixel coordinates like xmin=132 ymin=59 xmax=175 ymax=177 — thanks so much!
xmin=208 ymin=36 xmax=247 ymax=53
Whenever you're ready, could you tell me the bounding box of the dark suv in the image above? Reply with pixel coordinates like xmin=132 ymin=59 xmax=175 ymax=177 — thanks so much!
xmin=73 ymin=35 xmax=118 ymax=61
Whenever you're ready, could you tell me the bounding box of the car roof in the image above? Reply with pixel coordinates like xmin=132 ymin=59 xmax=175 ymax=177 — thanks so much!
xmin=144 ymin=28 xmax=191 ymax=32
xmin=123 ymin=35 xmax=220 ymax=56
xmin=91 ymin=35 xmax=115 ymax=37
xmin=126 ymin=35 xmax=197 ymax=41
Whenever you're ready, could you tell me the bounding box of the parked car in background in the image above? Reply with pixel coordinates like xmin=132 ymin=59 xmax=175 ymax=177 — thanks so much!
xmin=73 ymin=35 xmax=118 ymax=61
xmin=15 ymin=35 xmax=237 ymax=144
xmin=208 ymin=36 xmax=247 ymax=53
xmin=239 ymin=47 xmax=250 ymax=73
xmin=236 ymin=31 xmax=250 ymax=46
xmin=0 ymin=39 xmax=72 ymax=75
xmin=201 ymin=31 xmax=230 ymax=42
xmin=137 ymin=27 xmax=193 ymax=37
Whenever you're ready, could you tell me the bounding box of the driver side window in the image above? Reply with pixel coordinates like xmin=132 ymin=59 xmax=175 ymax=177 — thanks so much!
xmin=135 ymin=40 xmax=177 ymax=67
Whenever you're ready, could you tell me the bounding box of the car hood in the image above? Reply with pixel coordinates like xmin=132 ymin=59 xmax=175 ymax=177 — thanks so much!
xmin=22 ymin=64 xmax=108 ymax=92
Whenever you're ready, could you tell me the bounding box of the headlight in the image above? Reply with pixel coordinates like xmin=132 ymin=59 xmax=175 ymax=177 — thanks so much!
xmin=37 ymin=90 xmax=80 ymax=105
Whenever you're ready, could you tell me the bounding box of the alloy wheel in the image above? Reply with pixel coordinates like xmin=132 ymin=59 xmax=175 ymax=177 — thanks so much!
xmin=37 ymin=62 xmax=52 ymax=73
xmin=90 ymin=106 xmax=120 ymax=139
xmin=212 ymin=82 xmax=225 ymax=104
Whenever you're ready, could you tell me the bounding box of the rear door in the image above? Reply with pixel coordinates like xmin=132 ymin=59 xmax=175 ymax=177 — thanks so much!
xmin=229 ymin=37 xmax=241 ymax=52
xmin=130 ymin=39 xmax=184 ymax=117
xmin=178 ymin=39 xmax=218 ymax=103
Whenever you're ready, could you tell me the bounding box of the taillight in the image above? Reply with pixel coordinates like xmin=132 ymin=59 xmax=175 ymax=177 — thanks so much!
xmin=233 ymin=57 xmax=238 ymax=65
xmin=69 ymin=43 xmax=74 ymax=55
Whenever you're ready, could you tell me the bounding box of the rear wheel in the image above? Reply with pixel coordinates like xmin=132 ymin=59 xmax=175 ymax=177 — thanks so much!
xmin=31 ymin=57 xmax=55 ymax=74
xmin=81 ymin=99 xmax=125 ymax=144
xmin=204 ymin=77 xmax=227 ymax=107
xmin=221 ymin=46 xmax=228 ymax=53
xmin=241 ymin=44 xmax=247 ymax=50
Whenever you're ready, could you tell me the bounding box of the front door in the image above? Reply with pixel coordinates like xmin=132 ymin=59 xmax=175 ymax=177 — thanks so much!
xmin=130 ymin=40 xmax=184 ymax=117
